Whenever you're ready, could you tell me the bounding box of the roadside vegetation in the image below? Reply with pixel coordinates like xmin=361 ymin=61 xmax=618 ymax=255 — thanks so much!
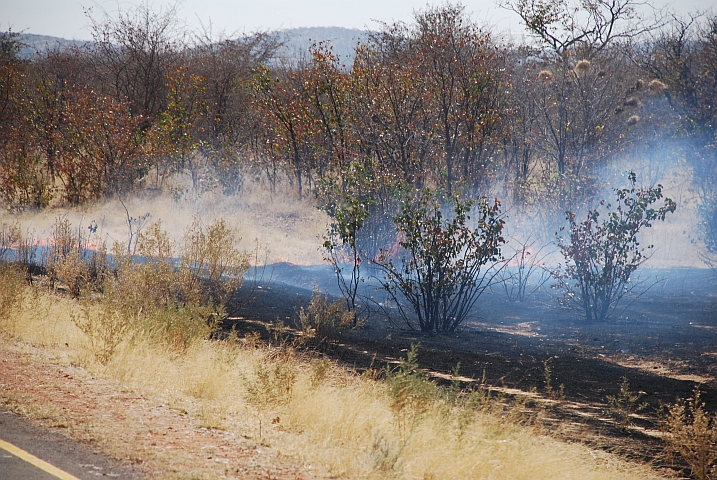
xmin=2 ymin=210 xmax=715 ymax=478
xmin=0 ymin=251 xmax=669 ymax=479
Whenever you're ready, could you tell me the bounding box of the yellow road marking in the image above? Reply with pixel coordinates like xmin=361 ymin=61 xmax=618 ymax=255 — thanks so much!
xmin=0 ymin=438 xmax=81 ymax=480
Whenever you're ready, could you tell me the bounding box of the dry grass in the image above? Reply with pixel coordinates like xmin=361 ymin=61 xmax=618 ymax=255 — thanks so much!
xmin=661 ymin=388 xmax=717 ymax=480
xmin=0 ymin=266 xmax=670 ymax=479
xmin=0 ymin=179 xmax=328 ymax=267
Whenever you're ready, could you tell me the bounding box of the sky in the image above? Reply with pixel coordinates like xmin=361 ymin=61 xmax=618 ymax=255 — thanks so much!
xmin=2 ymin=0 xmax=521 ymax=40
xmin=1 ymin=0 xmax=715 ymax=41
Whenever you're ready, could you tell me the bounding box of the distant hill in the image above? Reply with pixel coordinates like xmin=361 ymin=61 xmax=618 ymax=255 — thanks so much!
xmin=277 ymin=27 xmax=368 ymax=65
xmin=16 ymin=27 xmax=368 ymax=64
xmin=17 ymin=34 xmax=92 ymax=59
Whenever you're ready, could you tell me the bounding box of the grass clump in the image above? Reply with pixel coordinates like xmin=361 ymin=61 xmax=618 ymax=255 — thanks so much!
xmin=245 ymin=350 xmax=298 ymax=406
xmin=606 ymin=376 xmax=647 ymax=430
xmin=296 ymin=291 xmax=353 ymax=350
xmin=385 ymin=344 xmax=437 ymax=432
xmin=176 ymin=216 xmax=250 ymax=307
xmin=0 ymin=220 xmax=20 ymax=261
xmin=47 ymin=215 xmax=109 ymax=297
xmin=0 ymin=263 xmax=25 ymax=325
xmin=661 ymin=388 xmax=717 ymax=480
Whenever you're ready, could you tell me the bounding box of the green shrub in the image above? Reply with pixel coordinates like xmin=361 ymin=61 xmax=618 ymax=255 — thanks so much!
xmin=375 ymin=190 xmax=505 ymax=332
xmin=554 ymin=172 xmax=676 ymax=322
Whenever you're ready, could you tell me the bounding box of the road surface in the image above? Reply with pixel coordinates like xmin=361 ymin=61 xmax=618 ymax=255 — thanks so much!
xmin=0 ymin=409 xmax=141 ymax=479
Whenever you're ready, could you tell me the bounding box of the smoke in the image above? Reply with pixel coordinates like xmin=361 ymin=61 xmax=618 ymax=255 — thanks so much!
xmin=496 ymin=145 xmax=706 ymax=269
xmin=0 ymin=176 xmax=331 ymax=266
xmin=599 ymin=147 xmax=703 ymax=268
xmin=0 ymin=137 xmax=710 ymax=272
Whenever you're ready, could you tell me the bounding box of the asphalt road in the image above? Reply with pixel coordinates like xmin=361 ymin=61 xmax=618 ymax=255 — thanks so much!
xmin=0 ymin=409 xmax=141 ymax=479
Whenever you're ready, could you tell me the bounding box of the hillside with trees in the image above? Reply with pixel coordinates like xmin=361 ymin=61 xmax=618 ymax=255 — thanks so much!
xmin=1 ymin=2 xmax=714 ymax=256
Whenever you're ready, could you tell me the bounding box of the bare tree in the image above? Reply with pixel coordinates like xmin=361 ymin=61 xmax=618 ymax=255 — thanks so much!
xmin=86 ymin=2 xmax=184 ymax=125
xmin=0 ymin=30 xmax=25 ymax=131
xmin=500 ymin=46 xmax=540 ymax=206
xmin=502 ymin=0 xmax=660 ymax=55
xmin=352 ymin=25 xmax=432 ymax=184
xmin=190 ymin=26 xmax=281 ymax=149
xmin=253 ymin=61 xmax=317 ymax=198
xmin=500 ymin=45 xmax=645 ymax=224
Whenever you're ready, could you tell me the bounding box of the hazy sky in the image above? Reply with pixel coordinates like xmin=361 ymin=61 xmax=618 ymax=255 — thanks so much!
xmin=2 ymin=0 xmax=520 ymax=39
xmin=2 ymin=0 xmax=715 ymax=40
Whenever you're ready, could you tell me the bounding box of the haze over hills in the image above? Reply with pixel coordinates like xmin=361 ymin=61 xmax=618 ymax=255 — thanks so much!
xmin=18 ymin=26 xmax=368 ymax=63
xmin=275 ymin=27 xmax=367 ymax=64
xmin=17 ymin=34 xmax=91 ymax=59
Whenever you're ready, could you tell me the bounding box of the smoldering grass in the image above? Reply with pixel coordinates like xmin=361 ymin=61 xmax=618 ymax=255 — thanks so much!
xmin=0 ymin=180 xmax=330 ymax=267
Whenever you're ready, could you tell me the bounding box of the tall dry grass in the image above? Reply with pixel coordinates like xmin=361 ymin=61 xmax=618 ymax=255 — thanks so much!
xmin=0 ymin=179 xmax=329 ymax=267
xmin=0 ymin=265 xmax=668 ymax=479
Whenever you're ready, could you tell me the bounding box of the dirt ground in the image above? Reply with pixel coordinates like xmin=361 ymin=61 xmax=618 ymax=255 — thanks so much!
xmin=228 ymin=264 xmax=717 ymax=477
xmin=0 ymin=346 xmax=311 ymax=479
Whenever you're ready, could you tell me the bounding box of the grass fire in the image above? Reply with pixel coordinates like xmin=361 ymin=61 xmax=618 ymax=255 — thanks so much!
xmin=1 ymin=1 xmax=717 ymax=479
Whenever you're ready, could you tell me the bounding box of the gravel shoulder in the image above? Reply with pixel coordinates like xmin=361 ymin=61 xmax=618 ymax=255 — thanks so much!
xmin=0 ymin=343 xmax=311 ymax=479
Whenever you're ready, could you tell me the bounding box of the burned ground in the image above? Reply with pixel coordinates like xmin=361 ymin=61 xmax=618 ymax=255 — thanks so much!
xmin=226 ymin=264 xmax=717 ymax=476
